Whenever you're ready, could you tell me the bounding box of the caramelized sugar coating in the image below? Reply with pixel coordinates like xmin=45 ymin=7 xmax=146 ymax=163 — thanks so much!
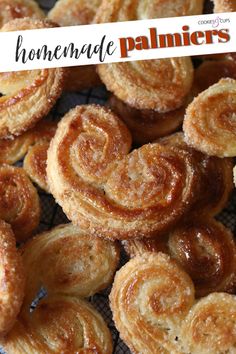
xmin=0 ymin=19 xmax=65 ymax=138
xmin=21 ymin=223 xmax=120 ymax=308
xmin=98 ymin=58 xmax=194 ymax=113
xmin=183 ymin=78 xmax=236 ymax=157
xmin=0 ymin=220 xmax=25 ymax=336
xmin=110 ymin=253 xmax=236 ymax=354
xmin=1 ymin=295 xmax=113 ymax=354
xmin=124 ymin=218 xmax=236 ymax=297
xmin=109 ymin=94 xmax=184 ymax=144
xmin=0 ymin=165 xmax=40 ymax=242
xmin=48 ymin=0 xmax=102 ymax=92
xmin=47 ymin=105 xmax=199 ymax=240
xmin=158 ymin=132 xmax=233 ymax=217
xmin=212 ymin=0 xmax=236 ymax=12
xmin=0 ymin=0 xmax=44 ymax=27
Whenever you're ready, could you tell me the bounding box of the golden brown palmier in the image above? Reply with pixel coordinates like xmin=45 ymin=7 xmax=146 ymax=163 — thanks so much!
xmin=124 ymin=218 xmax=236 ymax=297
xmin=158 ymin=132 xmax=233 ymax=217
xmin=109 ymin=95 xmax=184 ymax=144
xmin=182 ymin=293 xmax=236 ymax=354
xmin=48 ymin=0 xmax=101 ymax=92
xmin=183 ymin=78 xmax=236 ymax=157
xmin=194 ymin=59 xmax=236 ymax=94
xmin=47 ymin=105 xmax=199 ymax=240
xmin=110 ymin=253 xmax=236 ymax=354
xmin=0 ymin=19 xmax=65 ymax=138
xmin=95 ymin=0 xmax=204 ymax=23
xmin=1 ymin=295 xmax=113 ymax=354
xmin=0 ymin=0 xmax=44 ymax=28
xmin=21 ymin=223 xmax=120 ymax=308
xmin=0 ymin=165 xmax=40 ymax=243
xmin=98 ymin=57 xmax=194 ymax=113
xmin=0 ymin=220 xmax=25 ymax=336
xmin=212 ymin=0 xmax=236 ymax=12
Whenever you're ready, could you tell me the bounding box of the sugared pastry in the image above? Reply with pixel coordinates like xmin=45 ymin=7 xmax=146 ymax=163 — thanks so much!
xmin=194 ymin=59 xmax=236 ymax=94
xmin=0 ymin=165 xmax=40 ymax=243
xmin=182 ymin=293 xmax=236 ymax=354
xmin=158 ymin=132 xmax=233 ymax=217
xmin=0 ymin=220 xmax=25 ymax=336
xmin=212 ymin=0 xmax=236 ymax=12
xmin=109 ymin=95 xmax=184 ymax=144
xmin=0 ymin=19 xmax=65 ymax=138
xmin=183 ymin=78 xmax=236 ymax=157
xmin=0 ymin=0 xmax=44 ymax=28
xmin=98 ymin=57 xmax=194 ymax=113
xmin=47 ymin=105 xmax=199 ymax=240
xmin=110 ymin=253 xmax=236 ymax=354
xmin=21 ymin=223 xmax=120 ymax=308
xmin=48 ymin=0 xmax=101 ymax=92
xmin=124 ymin=218 xmax=236 ymax=297
xmin=1 ymin=295 xmax=113 ymax=354
xmin=95 ymin=0 xmax=204 ymax=23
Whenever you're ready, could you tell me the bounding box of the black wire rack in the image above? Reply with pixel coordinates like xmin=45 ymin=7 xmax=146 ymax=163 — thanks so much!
xmin=0 ymin=1 xmax=236 ymax=353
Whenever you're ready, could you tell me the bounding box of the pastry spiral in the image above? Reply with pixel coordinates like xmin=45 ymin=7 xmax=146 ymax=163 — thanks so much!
xmin=183 ymin=78 xmax=236 ymax=157
xmin=182 ymin=293 xmax=236 ymax=354
xmin=48 ymin=0 xmax=101 ymax=92
xmin=21 ymin=223 xmax=120 ymax=308
xmin=158 ymin=132 xmax=233 ymax=217
xmin=1 ymin=295 xmax=113 ymax=354
xmin=110 ymin=253 xmax=236 ymax=354
xmin=0 ymin=0 xmax=44 ymax=28
xmin=110 ymin=252 xmax=195 ymax=353
xmin=212 ymin=0 xmax=236 ymax=12
xmin=0 ymin=165 xmax=40 ymax=243
xmin=124 ymin=218 xmax=236 ymax=297
xmin=98 ymin=57 xmax=194 ymax=113
xmin=0 ymin=18 xmax=65 ymax=138
xmin=109 ymin=95 xmax=184 ymax=144
xmin=47 ymin=105 xmax=199 ymax=240
xmin=0 ymin=220 xmax=25 ymax=336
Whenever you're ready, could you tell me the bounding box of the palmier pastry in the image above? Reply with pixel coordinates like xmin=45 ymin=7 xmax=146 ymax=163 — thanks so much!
xmin=0 ymin=120 xmax=57 ymax=191
xmin=47 ymin=105 xmax=199 ymax=240
xmin=109 ymin=95 xmax=184 ymax=144
xmin=98 ymin=57 xmax=194 ymax=113
xmin=110 ymin=252 xmax=236 ymax=354
xmin=0 ymin=0 xmax=44 ymax=28
xmin=183 ymin=78 xmax=236 ymax=157
xmin=0 ymin=220 xmax=25 ymax=336
xmin=212 ymin=0 xmax=236 ymax=12
xmin=48 ymin=0 xmax=101 ymax=92
xmin=1 ymin=295 xmax=113 ymax=354
xmin=124 ymin=218 xmax=236 ymax=297
xmin=0 ymin=165 xmax=40 ymax=243
xmin=21 ymin=223 xmax=120 ymax=308
xmin=0 ymin=19 xmax=65 ymax=138
xmin=194 ymin=59 xmax=236 ymax=94
xmin=158 ymin=132 xmax=233 ymax=217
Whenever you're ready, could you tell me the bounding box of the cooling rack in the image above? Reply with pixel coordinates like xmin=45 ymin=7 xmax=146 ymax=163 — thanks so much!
xmin=1 ymin=1 xmax=236 ymax=353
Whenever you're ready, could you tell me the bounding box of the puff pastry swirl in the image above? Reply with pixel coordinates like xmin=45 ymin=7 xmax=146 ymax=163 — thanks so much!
xmin=124 ymin=218 xmax=236 ymax=297
xmin=1 ymin=295 xmax=113 ymax=354
xmin=21 ymin=223 xmax=120 ymax=308
xmin=0 ymin=0 xmax=44 ymax=27
xmin=0 ymin=19 xmax=65 ymax=138
xmin=0 ymin=220 xmax=25 ymax=336
xmin=183 ymin=78 xmax=236 ymax=157
xmin=0 ymin=165 xmax=40 ymax=243
xmin=212 ymin=0 xmax=236 ymax=12
xmin=47 ymin=105 xmax=199 ymax=240
xmin=110 ymin=253 xmax=236 ymax=354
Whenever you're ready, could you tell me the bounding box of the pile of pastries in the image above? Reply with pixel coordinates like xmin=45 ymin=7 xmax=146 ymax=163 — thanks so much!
xmin=0 ymin=0 xmax=235 ymax=353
